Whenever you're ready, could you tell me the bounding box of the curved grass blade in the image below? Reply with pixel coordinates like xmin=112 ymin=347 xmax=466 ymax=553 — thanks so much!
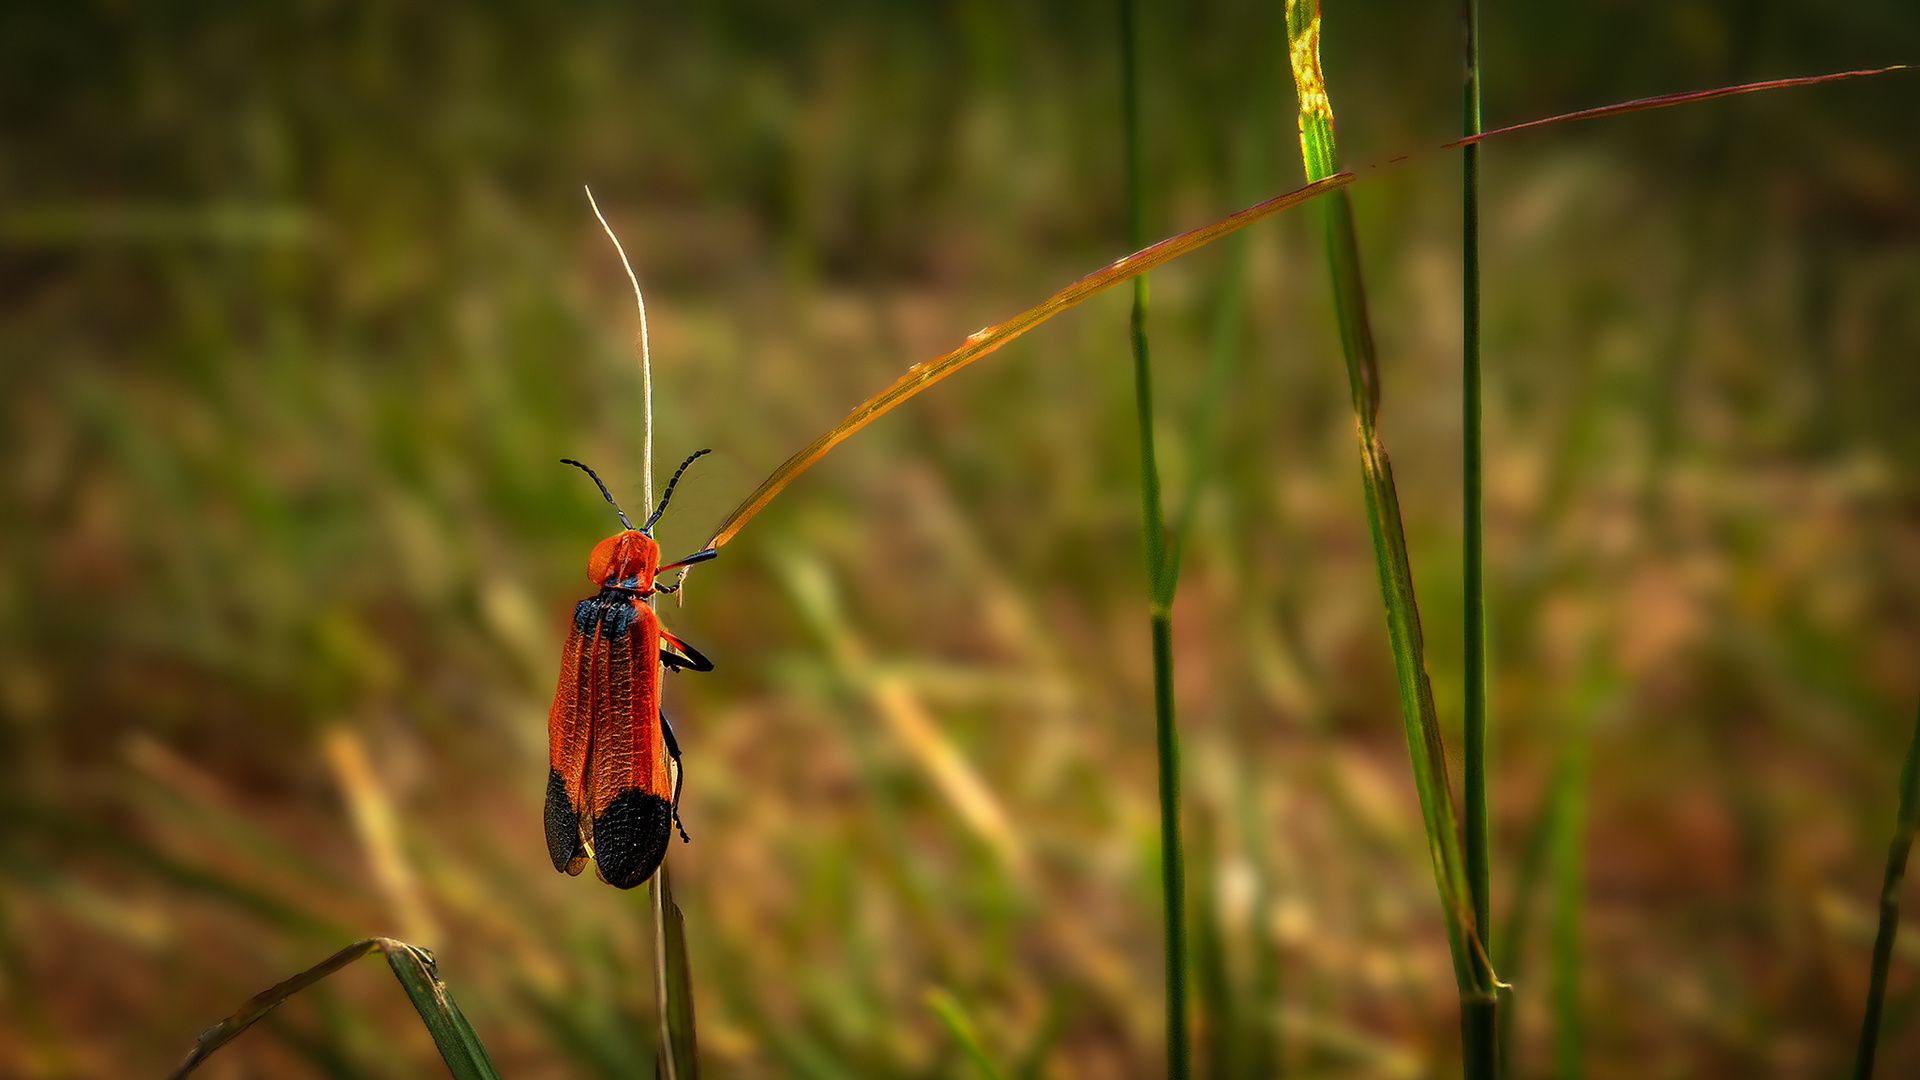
xmin=168 ymin=937 xmax=502 ymax=1080
xmin=699 ymin=171 xmax=1352 ymax=554
xmin=694 ymin=65 xmax=1899 ymax=556
xmin=1442 ymin=66 xmax=1902 ymax=152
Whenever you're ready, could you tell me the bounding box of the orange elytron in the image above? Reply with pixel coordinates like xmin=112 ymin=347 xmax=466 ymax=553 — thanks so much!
xmin=547 ymin=453 xmax=717 ymax=888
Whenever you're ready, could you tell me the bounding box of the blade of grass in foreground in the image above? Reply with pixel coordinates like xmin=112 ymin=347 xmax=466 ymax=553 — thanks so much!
xmin=692 ymin=67 xmax=1897 ymax=558
xmin=1460 ymin=0 xmax=1495 ymax=1071
xmin=654 ymin=861 xmax=701 ymax=1080
xmin=1853 ymin=694 xmax=1920 ymax=1080
xmin=168 ymin=937 xmax=501 ymax=1080
xmin=1285 ymin=4 xmax=1497 ymax=1077
xmin=1117 ymin=1 xmax=1189 ymax=1077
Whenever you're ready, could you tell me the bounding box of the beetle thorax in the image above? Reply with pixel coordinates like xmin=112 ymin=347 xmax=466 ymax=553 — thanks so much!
xmin=587 ymin=530 xmax=659 ymax=590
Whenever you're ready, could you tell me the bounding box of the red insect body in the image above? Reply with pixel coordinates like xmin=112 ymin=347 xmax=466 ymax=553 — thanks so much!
xmin=547 ymin=457 xmax=714 ymax=889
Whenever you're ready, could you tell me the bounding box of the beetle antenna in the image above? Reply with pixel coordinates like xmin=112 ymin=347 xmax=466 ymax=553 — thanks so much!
xmin=561 ymin=459 xmax=634 ymax=531
xmin=644 ymin=449 xmax=712 ymax=532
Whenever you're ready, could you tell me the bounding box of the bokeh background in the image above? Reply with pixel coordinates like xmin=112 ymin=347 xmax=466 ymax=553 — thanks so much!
xmin=2 ymin=2 xmax=1917 ymax=1077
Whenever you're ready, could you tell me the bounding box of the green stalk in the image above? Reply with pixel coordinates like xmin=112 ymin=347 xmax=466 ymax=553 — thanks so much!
xmin=1284 ymin=5 xmax=1496 ymax=1076
xmin=1852 ymin=695 xmax=1920 ymax=1080
xmin=1119 ymin=1 xmax=1188 ymax=1076
xmin=1459 ymin=0 xmax=1495 ymax=1072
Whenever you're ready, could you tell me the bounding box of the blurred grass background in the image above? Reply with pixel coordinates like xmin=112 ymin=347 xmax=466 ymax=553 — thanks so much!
xmin=1 ymin=1 xmax=1916 ymax=1077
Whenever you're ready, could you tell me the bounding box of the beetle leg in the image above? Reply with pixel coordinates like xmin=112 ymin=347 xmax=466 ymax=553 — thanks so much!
xmin=659 ymin=632 xmax=714 ymax=673
xmin=661 ymin=708 xmax=691 ymax=843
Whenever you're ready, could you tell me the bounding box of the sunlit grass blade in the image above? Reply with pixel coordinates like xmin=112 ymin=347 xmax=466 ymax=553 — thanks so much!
xmin=693 ymin=66 xmax=1896 ymax=559
xmin=927 ymin=987 xmax=1009 ymax=1080
xmin=777 ymin=548 xmax=1028 ymax=874
xmin=168 ymin=937 xmax=502 ymax=1080
xmin=1852 ymin=694 xmax=1920 ymax=1080
xmin=698 ymin=171 xmax=1351 ymax=555
xmin=1284 ymin=6 xmax=1496 ymax=1078
xmin=654 ymin=861 xmax=701 ymax=1080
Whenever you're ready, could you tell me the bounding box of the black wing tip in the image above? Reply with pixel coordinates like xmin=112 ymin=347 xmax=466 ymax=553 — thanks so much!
xmin=544 ymin=769 xmax=584 ymax=874
xmin=591 ymin=789 xmax=674 ymax=889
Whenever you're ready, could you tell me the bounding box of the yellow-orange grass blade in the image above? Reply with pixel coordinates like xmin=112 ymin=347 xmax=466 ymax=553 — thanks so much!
xmin=702 ymin=65 xmax=1902 ymax=553
xmin=1445 ymin=66 xmax=1902 ymax=151
xmin=700 ymin=173 xmax=1354 ymax=550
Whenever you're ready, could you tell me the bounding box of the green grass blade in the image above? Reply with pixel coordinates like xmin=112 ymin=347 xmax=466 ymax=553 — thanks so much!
xmin=1119 ymin=2 xmax=1189 ymax=1078
xmin=168 ymin=937 xmax=502 ymax=1080
xmin=1459 ymin=0 xmax=1494 ymax=1073
xmin=381 ymin=941 xmax=505 ymax=1080
xmin=927 ymin=988 xmax=1009 ymax=1080
xmin=1285 ymin=0 xmax=1494 ymax=1022
xmin=1853 ymin=694 xmax=1920 ymax=1080
xmin=654 ymin=861 xmax=701 ymax=1080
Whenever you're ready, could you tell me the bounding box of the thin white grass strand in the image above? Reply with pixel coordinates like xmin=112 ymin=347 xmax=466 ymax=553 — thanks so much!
xmin=585 ymin=184 xmax=653 ymax=510
xmin=584 ymin=183 xmax=677 ymax=1080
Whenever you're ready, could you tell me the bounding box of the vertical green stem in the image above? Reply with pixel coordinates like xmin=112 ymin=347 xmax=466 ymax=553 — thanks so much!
xmin=1459 ymin=0 xmax=1495 ymax=1075
xmin=1853 ymin=695 xmax=1920 ymax=1080
xmin=1285 ymin=5 xmax=1495 ymax=1077
xmin=1120 ymin=1 xmax=1187 ymax=1076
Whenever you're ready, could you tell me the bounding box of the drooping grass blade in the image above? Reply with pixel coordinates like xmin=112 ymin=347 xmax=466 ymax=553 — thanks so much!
xmin=692 ymin=65 xmax=1897 ymax=557
xmin=168 ymin=937 xmax=502 ymax=1080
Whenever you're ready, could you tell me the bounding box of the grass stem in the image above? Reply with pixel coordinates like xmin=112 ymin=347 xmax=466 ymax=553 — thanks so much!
xmin=1460 ymin=0 xmax=1495 ymax=1073
xmin=588 ymin=186 xmax=683 ymax=1080
xmin=1852 ymin=694 xmax=1920 ymax=1080
xmin=1120 ymin=1 xmax=1188 ymax=1076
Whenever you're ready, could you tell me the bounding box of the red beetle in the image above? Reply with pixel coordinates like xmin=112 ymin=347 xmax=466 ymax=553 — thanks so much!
xmin=547 ymin=453 xmax=716 ymax=888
